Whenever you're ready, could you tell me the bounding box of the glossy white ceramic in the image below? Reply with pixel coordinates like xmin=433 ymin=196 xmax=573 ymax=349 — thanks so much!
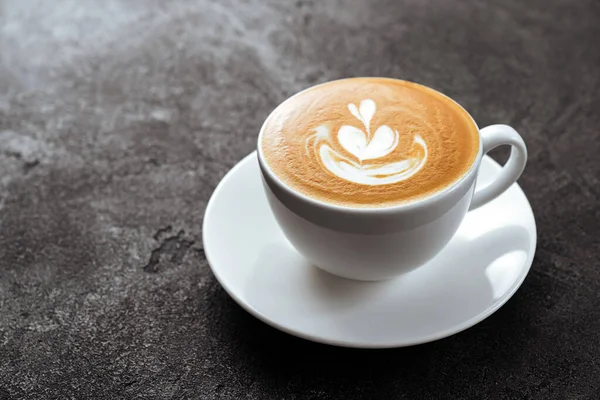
xmin=258 ymin=121 xmax=527 ymax=281
xmin=203 ymin=152 xmax=536 ymax=348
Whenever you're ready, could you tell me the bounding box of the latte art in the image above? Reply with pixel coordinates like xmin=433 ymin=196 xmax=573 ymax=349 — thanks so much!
xmin=306 ymin=99 xmax=428 ymax=185
xmin=260 ymin=78 xmax=480 ymax=207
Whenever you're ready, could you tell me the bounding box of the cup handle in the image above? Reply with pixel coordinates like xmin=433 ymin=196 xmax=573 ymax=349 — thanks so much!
xmin=469 ymin=124 xmax=527 ymax=211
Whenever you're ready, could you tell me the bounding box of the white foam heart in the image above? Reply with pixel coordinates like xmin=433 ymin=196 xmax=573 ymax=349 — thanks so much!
xmin=337 ymin=125 xmax=367 ymax=160
xmin=337 ymin=124 xmax=398 ymax=162
xmin=362 ymin=125 xmax=398 ymax=160
xmin=348 ymin=99 xmax=376 ymax=132
xmin=306 ymin=98 xmax=429 ymax=186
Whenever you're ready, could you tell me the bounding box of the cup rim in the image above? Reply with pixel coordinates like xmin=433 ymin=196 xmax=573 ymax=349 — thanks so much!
xmin=256 ymin=77 xmax=483 ymax=215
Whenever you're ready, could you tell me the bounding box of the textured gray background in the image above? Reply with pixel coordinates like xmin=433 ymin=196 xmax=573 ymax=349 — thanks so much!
xmin=1 ymin=0 xmax=599 ymax=398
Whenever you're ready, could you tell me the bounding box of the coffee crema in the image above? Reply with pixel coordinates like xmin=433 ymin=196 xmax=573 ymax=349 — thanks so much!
xmin=260 ymin=78 xmax=480 ymax=207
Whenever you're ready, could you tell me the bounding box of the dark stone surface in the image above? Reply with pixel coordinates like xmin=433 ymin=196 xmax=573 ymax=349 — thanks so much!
xmin=1 ymin=0 xmax=599 ymax=398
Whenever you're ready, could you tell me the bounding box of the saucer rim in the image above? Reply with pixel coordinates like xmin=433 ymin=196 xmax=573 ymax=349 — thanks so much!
xmin=203 ymin=151 xmax=537 ymax=348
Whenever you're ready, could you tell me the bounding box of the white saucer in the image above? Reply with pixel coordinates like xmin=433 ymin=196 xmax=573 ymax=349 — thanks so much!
xmin=203 ymin=152 xmax=537 ymax=348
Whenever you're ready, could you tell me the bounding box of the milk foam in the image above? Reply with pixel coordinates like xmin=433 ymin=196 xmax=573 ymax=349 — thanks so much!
xmin=307 ymin=99 xmax=428 ymax=185
xmin=260 ymin=78 xmax=480 ymax=207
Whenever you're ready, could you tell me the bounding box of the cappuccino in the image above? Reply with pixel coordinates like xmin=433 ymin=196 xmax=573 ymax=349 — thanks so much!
xmin=260 ymin=78 xmax=479 ymax=207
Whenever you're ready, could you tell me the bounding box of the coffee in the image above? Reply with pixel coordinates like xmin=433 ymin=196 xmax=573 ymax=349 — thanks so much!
xmin=260 ymin=78 xmax=479 ymax=207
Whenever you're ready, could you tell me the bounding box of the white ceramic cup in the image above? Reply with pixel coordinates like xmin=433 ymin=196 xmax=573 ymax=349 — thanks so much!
xmin=257 ymin=81 xmax=527 ymax=281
